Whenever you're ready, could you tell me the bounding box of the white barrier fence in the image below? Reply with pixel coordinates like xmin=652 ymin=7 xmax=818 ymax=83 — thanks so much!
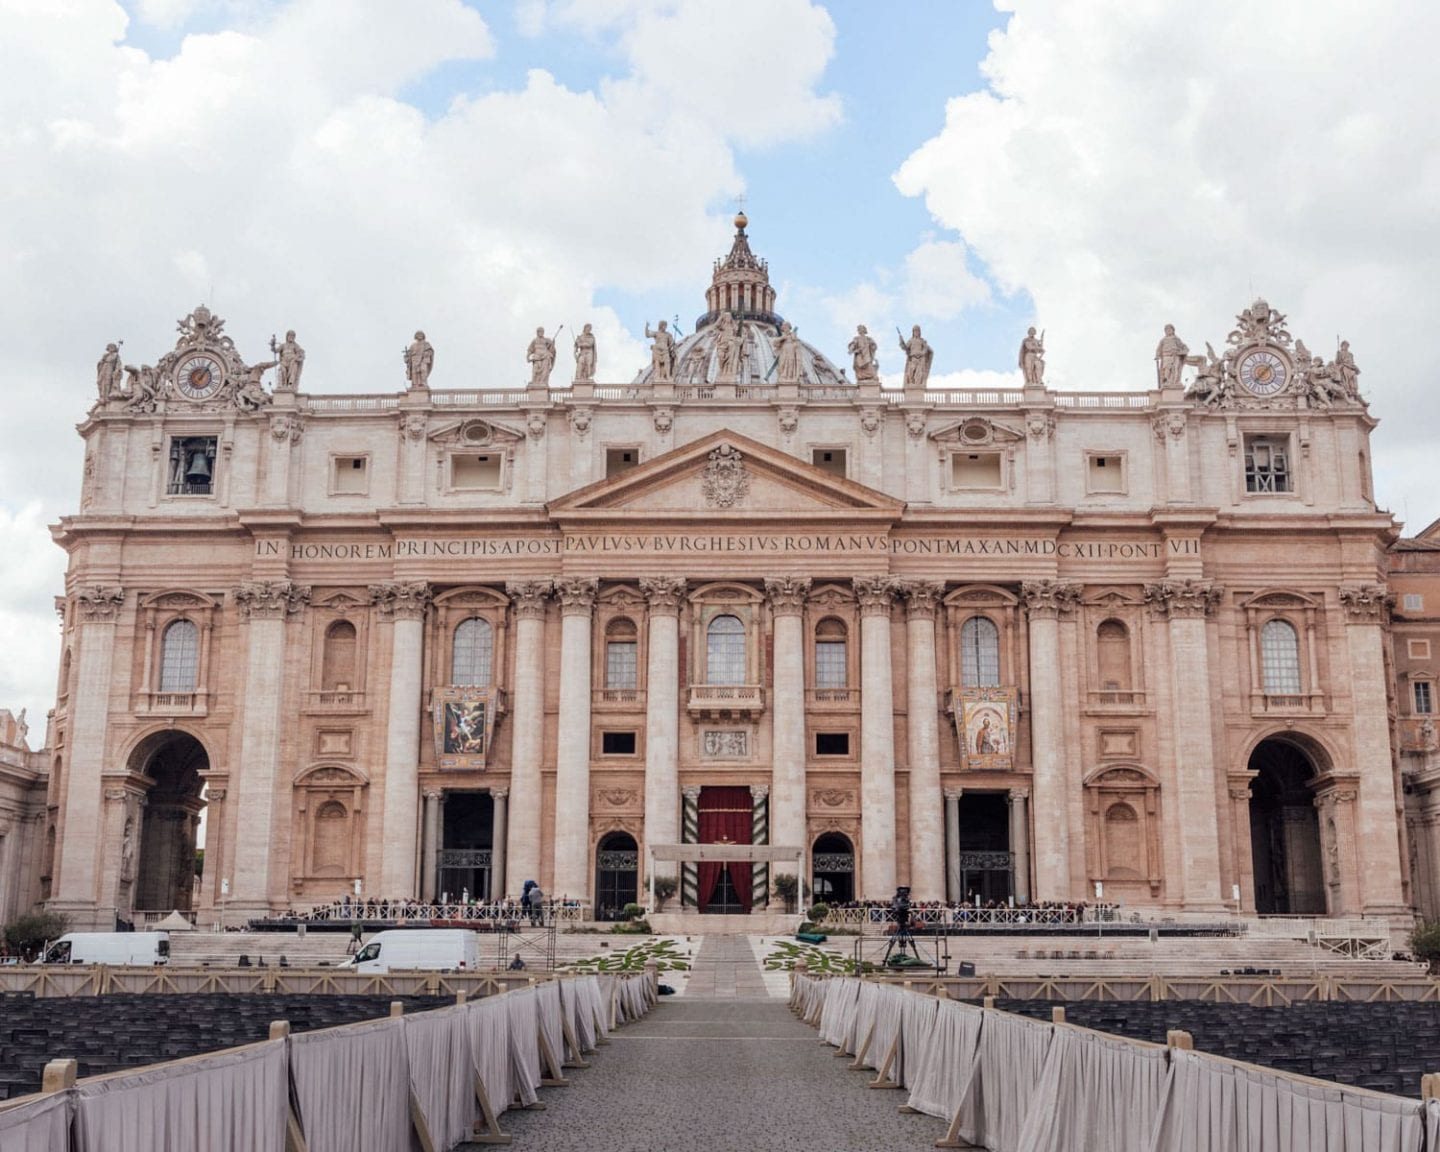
xmin=792 ymin=972 xmax=1440 ymax=1152
xmin=0 ymin=970 xmax=656 ymax=1152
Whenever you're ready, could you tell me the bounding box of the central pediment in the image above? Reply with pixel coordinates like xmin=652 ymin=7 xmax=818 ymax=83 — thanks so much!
xmin=548 ymin=429 xmax=904 ymax=521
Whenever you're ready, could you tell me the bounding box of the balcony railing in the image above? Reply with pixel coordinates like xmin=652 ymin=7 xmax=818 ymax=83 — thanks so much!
xmin=806 ymin=687 xmax=858 ymax=706
xmin=1087 ymin=690 xmax=1146 ymax=708
xmin=594 ymin=687 xmax=644 ymax=706
xmin=137 ymin=691 xmax=203 ymax=715
xmin=688 ymin=683 xmax=764 ymax=716
xmin=309 ymin=690 xmax=368 ymax=710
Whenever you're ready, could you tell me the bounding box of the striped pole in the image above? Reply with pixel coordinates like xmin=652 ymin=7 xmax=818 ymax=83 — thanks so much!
xmin=681 ymin=786 xmax=700 ymax=909
xmin=750 ymin=785 xmax=770 ymax=910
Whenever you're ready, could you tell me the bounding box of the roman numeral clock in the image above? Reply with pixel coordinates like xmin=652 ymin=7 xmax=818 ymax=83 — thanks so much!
xmin=175 ymin=352 xmax=225 ymax=401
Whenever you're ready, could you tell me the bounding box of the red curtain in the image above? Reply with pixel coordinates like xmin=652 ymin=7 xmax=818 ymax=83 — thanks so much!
xmin=697 ymin=786 xmax=753 ymax=912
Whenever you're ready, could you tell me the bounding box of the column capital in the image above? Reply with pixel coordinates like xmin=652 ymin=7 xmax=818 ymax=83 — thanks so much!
xmin=207 ymin=787 xmax=227 ymax=803
xmin=1021 ymin=579 xmax=1082 ymax=620
xmin=1338 ymin=583 xmax=1393 ymax=623
xmin=505 ymin=579 xmax=553 ymax=619
xmin=491 ymin=787 xmax=509 ymax=801
xmin=764 ymin=576 xmax=811 ymax=616
xmin=896 ymin=579 xmax=945 ymax=619
xmin=1008 ymin=787 xmax=1031 ymax=804
xmin=554 ymin=576 xmax=599 ymax=615
xmin=1228 ymin=785 xmax=1252 ymax=802
xmin=423 ymin=789 xmax=443 ymax=802
xmin=853 ymin=575 xmax=899 ymax=616
xmin=234 ymin=580 xmax=311 ymax=621
xmin=682 ymin=785 xmax=702 ymax=801
xmin=76 ymin=585 xmax=125 ymax=623
xmin=749 ymin=784 xmax=770 ymax=801
xmin=639 ymin=576 xmax=687 ymax=615
xmin=368 ymin=580 xmax=431 ymax=622
xmin=1144 ymin=579 xmax=1223 ymax=619
xmin=944 ymin=787 xmax=964 ymax=800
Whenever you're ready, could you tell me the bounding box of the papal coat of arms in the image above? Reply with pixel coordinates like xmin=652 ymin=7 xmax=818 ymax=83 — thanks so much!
xmin=701 ymin=443 xmax=750 ymax=508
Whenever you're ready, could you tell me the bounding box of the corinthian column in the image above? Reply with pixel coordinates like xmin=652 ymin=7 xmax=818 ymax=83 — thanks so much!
xmin=640 ymin=577 xmax=685 ymax=886
xmin=1338 ymin=584 xmax=1407 ymax=912
xmin=1145 ymin=579 xmax=1225 ymax=909
xmin=230 ymin=581 xmax=309 ymax=910
xmin=898 ymin=580 xmax=945 ymax=901
xmin=370 ymin=581 xmax=431 ymax=898
xmin=552 ymin=577 xmax=598 ymax=899
xmin=855 ymin=576 xmax=899 ymax=898
xmin=54 ymin=585 xmax=126 ymax=911
xmin=504 ymin=580 xmax=551 ymax=897
xmin=1022 ymin=580 xmax=1081 ymax=901
xmin=765 ymin=577 xmax=810 ymax=884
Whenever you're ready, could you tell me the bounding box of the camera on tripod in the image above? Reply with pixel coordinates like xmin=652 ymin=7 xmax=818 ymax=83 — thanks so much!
xmin=890 ymin=885 xmax=912 ymax=931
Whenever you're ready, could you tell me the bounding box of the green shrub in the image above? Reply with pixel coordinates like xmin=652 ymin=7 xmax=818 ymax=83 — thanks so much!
xmin=620 ymin=902 xmax=646 ymax=921
xmin=808 ymin=902 xmax=830 ymax=922
xmin=4 ymin=911 xmax=71 ymax=959
xmin=1411 ymin=920 xmax=1440 ymax=971
xmin=651 ymin=876 xmax=678 ymax=906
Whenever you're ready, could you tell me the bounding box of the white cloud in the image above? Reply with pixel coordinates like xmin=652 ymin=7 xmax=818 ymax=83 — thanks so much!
xmin=894 ymin=0 xmax=1440 ymax=524
xmin=0 ymin=0 xmax=842 ymax=718
xmin=0 ymin=503 xmax=65 ymax=745
xmin=902 ymin=239 xmax=989 ymax=320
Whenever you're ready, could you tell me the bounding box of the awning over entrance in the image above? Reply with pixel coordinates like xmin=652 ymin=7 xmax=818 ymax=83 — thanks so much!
xmin=647 ymin=844 xmax=803 ymax=863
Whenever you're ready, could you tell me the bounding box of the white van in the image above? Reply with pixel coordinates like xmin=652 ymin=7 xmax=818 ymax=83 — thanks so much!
xmin=42 ymin=932 xmax=170 ymax=966
xmin=345 ymin=929 xmax=481 ymax=974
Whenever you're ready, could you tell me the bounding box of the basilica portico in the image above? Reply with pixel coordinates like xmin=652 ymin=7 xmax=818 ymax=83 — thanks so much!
xmin=41 ymin=216 xmax=1412 ymax=928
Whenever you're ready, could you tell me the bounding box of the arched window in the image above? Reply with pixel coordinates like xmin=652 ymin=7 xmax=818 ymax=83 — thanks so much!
xmin=321 ymin=620 xmax=357 ymax=691
xmin=1096 ymin=619 xmax=1132 ymax=691
xmin=1260 ymin=619 xmax=1302 ymax=695
xmin=606 ymin=617 xmax=638 ymax=690
xmin=159 ymin=619 xmax=199 ymax=692
xmin=451 ymin=617 xmax=493 ymax=686
xmin=706 ymin=614 xmax=746 ymax=685
xmin=814 ymin=617 xmax=848 ymax=689
xmin=312 ymin=801 xmax=349 ymax=875
xmin=960 ymin=616 xmax=1000 ymax=687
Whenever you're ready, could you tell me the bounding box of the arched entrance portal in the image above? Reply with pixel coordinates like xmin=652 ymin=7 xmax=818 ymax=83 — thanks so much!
xmin=131 ymin=732 xmax=207 ymax=913
xmin=811 ymin=833 xmax=854 ymax=904
xmin=595 ymin=832 xmax=638 ymax=921
xmin=1249 ymin=738 xmax=1326 ymax=915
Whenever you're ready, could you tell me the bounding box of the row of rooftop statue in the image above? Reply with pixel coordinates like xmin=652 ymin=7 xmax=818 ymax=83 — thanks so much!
xmin=92 ymin=297 xmax=1362 ymax=412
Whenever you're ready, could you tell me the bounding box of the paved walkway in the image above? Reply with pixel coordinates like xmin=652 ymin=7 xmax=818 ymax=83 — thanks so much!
xmin=680 ymin=934 xmax=772 ymax=999
xmin=495 ymin=997 xmax=948 ymax=1151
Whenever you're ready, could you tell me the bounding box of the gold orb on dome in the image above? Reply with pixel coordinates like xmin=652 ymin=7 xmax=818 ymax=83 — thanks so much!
xmin=734 ymin=211 xmax=748 ymax=230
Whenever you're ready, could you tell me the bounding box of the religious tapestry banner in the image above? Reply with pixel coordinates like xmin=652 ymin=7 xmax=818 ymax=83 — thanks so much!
xmin=958 ymin=687 xmax=1016 ymax=771
xmin=433 ymin=688 xmax=495 ymax=770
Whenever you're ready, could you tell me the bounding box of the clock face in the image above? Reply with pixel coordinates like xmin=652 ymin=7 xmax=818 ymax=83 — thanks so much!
xmin=175 ymin=353 xmax=224 ymax=401
xmin=1237 ymin=349 xmax=1288 ymax=396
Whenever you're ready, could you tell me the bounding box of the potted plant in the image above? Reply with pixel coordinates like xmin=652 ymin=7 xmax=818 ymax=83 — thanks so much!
xmin=651 ymin=876 xmax=678 ymax=910
xmin=772 ymin=873 xmax=800 ymax=914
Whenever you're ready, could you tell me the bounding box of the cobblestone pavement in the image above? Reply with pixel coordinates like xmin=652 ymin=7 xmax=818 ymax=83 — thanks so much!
xmin=493 ymin=998 xmax=947 ymax=1152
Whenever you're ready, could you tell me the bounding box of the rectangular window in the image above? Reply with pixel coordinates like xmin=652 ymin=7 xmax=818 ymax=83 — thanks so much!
xmin=601 ymin=731 xmax=637 ymax=755
xmin=167 ymin=436 xmax=217 ymax=496
xmin=1404 ymin=594 xmax=1425 ymax=612
xmin=1416 ymin=682 xmax=1434 ymax=715
xmin=1086 ymin=453 xmax=1126 ymax=494
xmin=332 ymin=455 xmax=368 ymax=495
xmin=606 ymin=641 xmax=638 ymax=689
xmin=951 ymin=452 xmax=1003 ymax=489
xmin=606 ymin=448 xmax=640 ymax=477
xmin=814 ymin=641 xmax=847 ymax=689
xmin=1244 ymin=435 xmax=1291 ymax=494
xmin=812 ymin=448 xmax=847 ymax=478
xmin=1409 ymin=639 xmax=1432 ymax=660
xmin=815 ymin=732 xmax=850 ymax=756
xmin=451 ymin=454 xmax=502 ymax=490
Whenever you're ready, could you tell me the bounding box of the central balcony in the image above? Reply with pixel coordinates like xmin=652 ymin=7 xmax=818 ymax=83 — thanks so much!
xmin=688 ymin=683 xmax=764 ymax=719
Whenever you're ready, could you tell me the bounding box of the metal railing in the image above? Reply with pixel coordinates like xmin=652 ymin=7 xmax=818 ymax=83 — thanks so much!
xmin=298 ymin=900 xmax=586 ymax=924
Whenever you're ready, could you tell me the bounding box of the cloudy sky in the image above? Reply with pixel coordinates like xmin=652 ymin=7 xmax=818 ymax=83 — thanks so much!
xmin=4 ymin=0 xmax=1439 ymax=742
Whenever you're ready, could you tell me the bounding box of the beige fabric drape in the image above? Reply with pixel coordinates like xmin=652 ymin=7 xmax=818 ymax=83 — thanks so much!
xmin=850 ymin=980 xmax=879 ymax=1059
xmin=819 ymin=978 xmax=861 ymax=1048
xmin=950 ymin=1008 xmax=1053 ymax=1152
xmin=897 ymin=991 xmax=940 ymax=1090
xmin=562 ymin=978 xmax=596 ymax=1053
xmin=1148 ymin=1048 xmax=1426 ymax=1152
xmin=467 ymin=993 xmax=513 ymax=1117
xmin=506 ymin=985 xmax=543 ymax=1106
xmin=73 ymin=1039 xmax=286 ymax=1152
xmin=1426 ymin=1099 xmax=1440 ymax=1149
xmin=906 ymin=998 xmax=984 ymax=1121
xmin=290 ymin=1016 xmax=410 ymax=1152
xmin=535 ymin=979 xmax=566 ymax=1069
xmin=0 ymin=1091 xmax=71 ymax=1152
xmin=862 ymin=985 xmax=905 ymax=1074
xmin=404 ymin=1003 xmax=475 ymax=1152
xmin=1017 ymin=1025 xmax=1168 ymax=1152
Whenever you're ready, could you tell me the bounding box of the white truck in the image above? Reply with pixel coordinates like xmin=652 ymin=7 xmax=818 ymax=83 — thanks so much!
xmin=41 ymin=932 xmax=170 ymax=966
xmin=344 ymin=929 xmax=482 ymax=974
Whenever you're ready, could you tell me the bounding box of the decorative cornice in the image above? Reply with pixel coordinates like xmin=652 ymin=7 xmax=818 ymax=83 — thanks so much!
xmin=233 ymin=581 xmax=311 ymax=621
xmin=554 ymin=577 xmax=599 ymax=615
xmin=367 ymin=581 xmax=431 ymax=622
xmin=896 ymin=578 xmax=945 ymax=619
xmin=639 ymin=576 xmax=687 ymax=615
xmin=505 ymin=579 xmax=553 ymax=620
xmin=1020 ymin=579 xmax=1082 ymax=620
xmin=76 ymin=585 xmax=125 ymax=623
xmin=853 ymin=575 xmax=899 ymax=615
xmin=1338 ymin=583 xmax=1393 ymax=623
xmin=1144 ymin=579 xmax=1224 ymax=619
xmin=764 ymin=576 xmax=811 ymax=616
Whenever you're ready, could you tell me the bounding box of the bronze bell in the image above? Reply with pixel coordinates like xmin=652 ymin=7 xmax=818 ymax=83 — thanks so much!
xmin=184 ymin=449 xmax=211 ymax=484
